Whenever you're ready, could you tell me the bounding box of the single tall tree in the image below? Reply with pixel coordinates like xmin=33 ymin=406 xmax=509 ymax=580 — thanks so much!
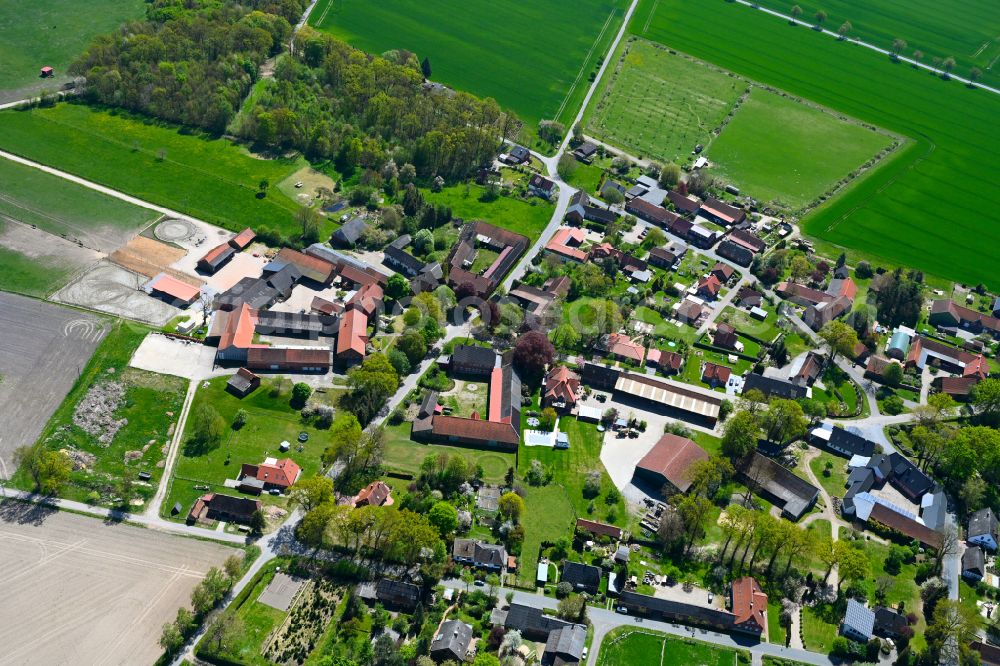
xmin=421 ymin=57 xmax=432 ymax=79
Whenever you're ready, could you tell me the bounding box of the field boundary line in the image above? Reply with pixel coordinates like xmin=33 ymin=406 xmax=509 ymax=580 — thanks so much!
xmin=554 ymin=9 xmax=616 ymax=123
xmin=732 ymin=0 xmax=1000 ymax=96
xmin=642 ymin=0 xmax=660 ymax=34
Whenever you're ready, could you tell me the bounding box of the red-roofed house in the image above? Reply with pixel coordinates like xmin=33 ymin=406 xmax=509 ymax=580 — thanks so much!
xmin=211 ymin=303 xmax=258 ymax=363
xmin=601 ymin=333 xmax=645 ymax=362
xmin=697 ymin=275 xmax=722 ymax=299
xmin=198 ymin=242 xmax=236 ymax=274
xmin=336 ymin=308 xmax=369 ymax=366
xmin=906 ymin=336 xmax=988 ymax=378
xmin=710 ymin=262 xmax=735 ymax=284
xmin=702 ymin=362 xmax=732 ymax=388
xmin=239 ymin=457 xmax=301 ymax=491
xmin=651 ymin=350 xmax=684 ymax=375
xmin=544 ymin=227 xmax=588 ymax=262
xmin=274 ymin=248 xmax=337 ymax=285
xmin=354 ymin=480 xmax=393 ymax=507
xmin=246 ymin=346 xmax=331 ymax=372
xmin=776 ymin=281 xmax=833 ymax=306
xmin=929 ymin=299 xmax=1000 ymax=336
xmin=633 ymin=433 xmax=709 ymax=494
xmin=731 ymin=577 xmax=768 ymax=636
xmin=543 ymin=365 xmax=581 ymax=409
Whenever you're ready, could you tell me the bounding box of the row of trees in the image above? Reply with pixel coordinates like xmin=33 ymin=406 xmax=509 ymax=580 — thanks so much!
xmin=159 ymin=553 xmax=248 ymax=656
xmin=298 ymin=497 xmax=443 ymax=565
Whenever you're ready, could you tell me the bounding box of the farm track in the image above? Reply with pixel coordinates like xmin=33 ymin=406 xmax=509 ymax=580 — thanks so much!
xmin=731 ymin=0 xmax=1000 ymax=96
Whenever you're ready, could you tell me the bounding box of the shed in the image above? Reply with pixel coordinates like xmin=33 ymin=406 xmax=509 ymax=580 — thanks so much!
xmin=537 ymin=561 xmax=550 ymax=585
xmin=40 ymin=66 xmax=54 ymax=77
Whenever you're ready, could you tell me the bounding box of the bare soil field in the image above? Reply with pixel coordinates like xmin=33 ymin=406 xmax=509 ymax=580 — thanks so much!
xmin=109 ymin=235 xmax=197 ymax=285
xmin=0 ymin=506 xmax=238 ymax=666
xmin=0 ymin=293 xmax=105 ymax=477
xmin=54 ymin=261 xmax=181 ymax=326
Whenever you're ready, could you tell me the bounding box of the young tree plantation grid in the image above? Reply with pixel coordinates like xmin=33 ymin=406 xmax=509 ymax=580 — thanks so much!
xmin=0 ymin=1 xmax=999 ymax=666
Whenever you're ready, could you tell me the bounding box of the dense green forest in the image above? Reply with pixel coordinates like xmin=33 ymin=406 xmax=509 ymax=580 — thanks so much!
xmin=68 ymin=1 xmax=514 ymax=182
xmin=238 ymin=28 xmax=513 ymax=180
xmin=71 ymin=0 xmax=306 ymax=131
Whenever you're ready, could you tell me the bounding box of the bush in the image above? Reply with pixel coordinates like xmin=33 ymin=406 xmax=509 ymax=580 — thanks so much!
xmin=291 ymin=382 xmax=312 ymax=408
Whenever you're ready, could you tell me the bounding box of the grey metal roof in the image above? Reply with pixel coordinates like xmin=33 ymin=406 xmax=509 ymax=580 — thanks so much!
xmin=844 ymin=599 xmax=875 ymax=639
xmin=963 ymin=546 xmax=986 ymax=574
xmin=504 ymin=603 xmax=572 ymax=640
xmin=544 ymin=624 xmax=587 ymax=661
xmin=969 ymin=508 xmax=998 ymax=540
xmin=431 ymin=620 xmax=472 ymax=660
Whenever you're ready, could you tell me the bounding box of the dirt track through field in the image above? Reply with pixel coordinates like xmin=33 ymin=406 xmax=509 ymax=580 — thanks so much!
xmin=0 ymin=508 xmax=238 ymax=666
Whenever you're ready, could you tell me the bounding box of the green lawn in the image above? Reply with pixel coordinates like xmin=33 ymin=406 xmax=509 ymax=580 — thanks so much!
xmin=801 ymin=604 xmax=839 ymax=653
xmin=0 ymin=104 xmax=310 ymax=236
xmin=424 ymin=182 xmax=553 ymax=243
xmin=0 ymin=0 xmax=147 ymax=92
xmin=707 ymin=88 xmax=894 ymax=210
xmin=197 ymin=558 xmax=288 ymax=665
xmin=518 ymin=483 xmax=576 ymax=587
xmin=522 ymin=416 xmax=627 ymax=525
xmin=598 ymin=627 xmax=743 ymax=666
xmin=750 ymin=0 xmax=1000 ymax=89
xmin=807 ymin=450 xmax=849 ymax=499
xmin=161 ymin=376 xmax=332 ymax=522
xmin=0 ymin=155 xmax=155 ymax=242
xmin=626 ymin=0 xmax=1000 ymax=289
xmin=310 ymin=0 xmax=629 ymax=150
xmin=470 ymin=249 xmax=500 ymax=275
xmin=8 ymin=321 xmax=186 ymax=507
xmin=767 ymin=601 xmax=787 ymax=645
xmin=0 ymin=221 xmax=78 ymax=297
xmin=561 ymin=160 xmax=606 ymax=195
xmin=599 ymin=630 xmax=664 ymax=666
xmin=382 ymin=422 xmax=514 ymax=483
xmin=587 ymin=38 xmax=746 ymax=163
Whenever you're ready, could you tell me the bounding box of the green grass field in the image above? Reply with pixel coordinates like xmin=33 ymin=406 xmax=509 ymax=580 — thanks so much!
xmin=706 ymin=89 xmax=894 ymax=209
xmin=424 ymin=182 xmax=553 ymax=242
xmin=0 ymin=104 xmax=309 ymax=236
xmin=598 ymin=628 xmax=741 ymax=666
xmin=751 ymin=0 xmax=1000 ymax=89
xmin=382 ymin=422 xmax=514 ymax=483
xmin=519 ymin=416 xmax=627 ymax=526
xmin=8 ymin=321 xmax=187 ymax=506
xmin=518 ymin=483 xmax=576 ymax=587
xmin=0 ymin=155 xmax=156 ymax=242
xmin=627 ymin=0 xmax=1000 ymax=289
xmin=587 ymin=39 xmax=746 ymax=163
xmin=0 ymin=0 xmax=147 ymax=92
xmin=0 ymin=220 xmax=78 ymax=297
xmin=310 ymin=0 xmax=628 ymax=150
xmin=160 ymin=376 xmax=332 ymax=522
